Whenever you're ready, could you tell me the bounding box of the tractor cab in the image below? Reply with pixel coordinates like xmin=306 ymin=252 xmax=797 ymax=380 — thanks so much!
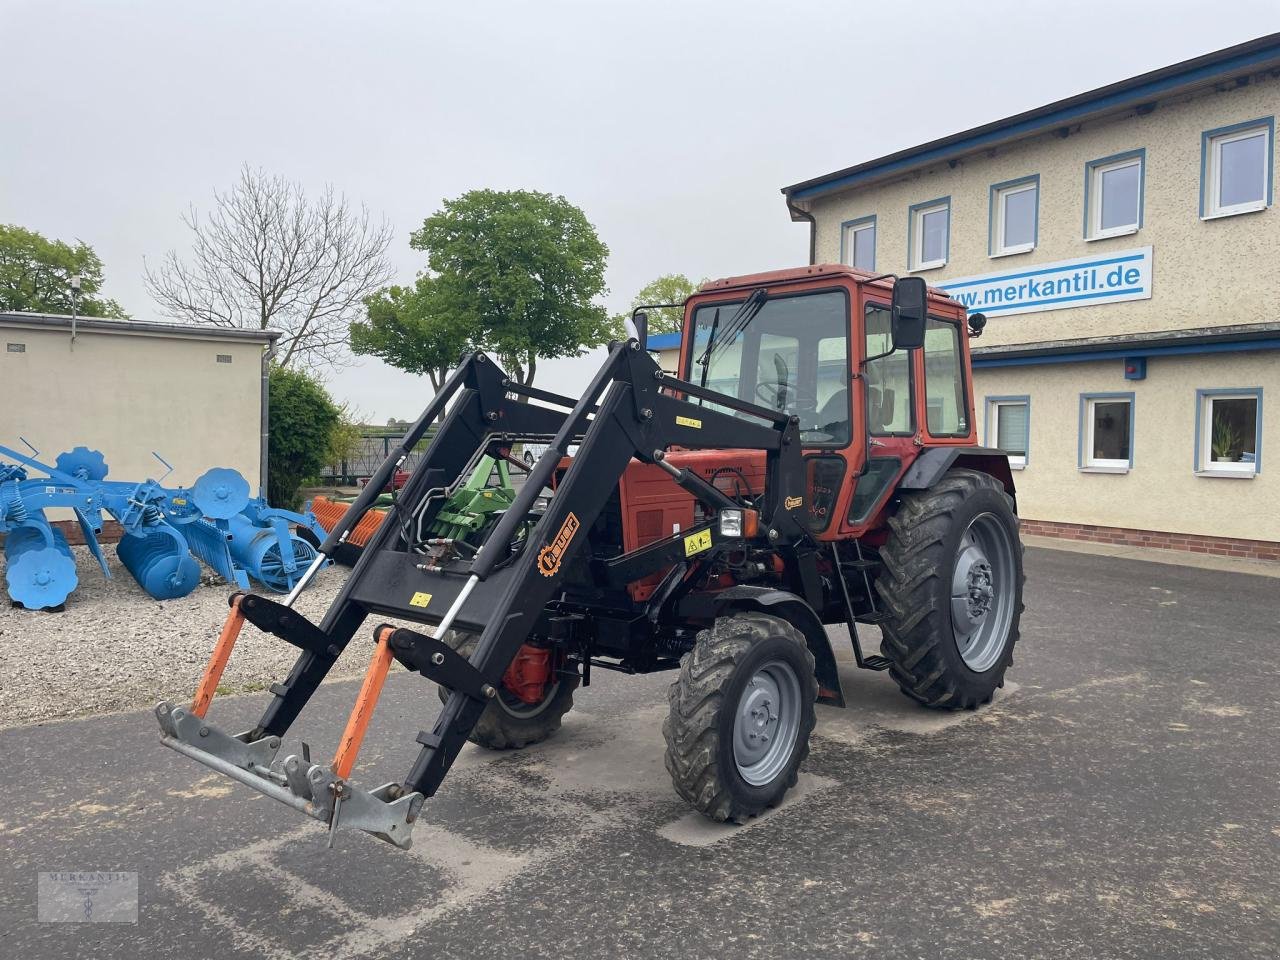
xmin=621 ymin=265 xmax=992 ymax=548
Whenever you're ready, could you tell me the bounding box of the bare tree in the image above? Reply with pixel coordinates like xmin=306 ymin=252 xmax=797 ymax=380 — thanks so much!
xmin=146 ymin=165 xmax=395 ymax=370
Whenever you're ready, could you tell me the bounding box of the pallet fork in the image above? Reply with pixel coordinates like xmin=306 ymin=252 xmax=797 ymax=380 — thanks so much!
xmin=158 ymin=340 xmax=814 ymax=848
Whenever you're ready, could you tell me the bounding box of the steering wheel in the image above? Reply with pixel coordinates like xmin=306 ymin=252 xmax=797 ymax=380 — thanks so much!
xmin=754 ymin=381 xmax=821 ymax=420
xmin=755 ymin=380 xmax=785 ymax=408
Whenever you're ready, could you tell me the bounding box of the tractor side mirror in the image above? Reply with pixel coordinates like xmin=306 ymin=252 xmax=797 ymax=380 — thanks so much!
xmin=631 ymin=310 xmax=649 ymax=352
xmin=890 ymin=276 xmax=928 ymax=350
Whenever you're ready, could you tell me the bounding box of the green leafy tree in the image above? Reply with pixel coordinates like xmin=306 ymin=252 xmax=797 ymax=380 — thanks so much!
xmin=612 ymin=273 xmax=700 ymax=335
xmin=267 ymin=365 xmax=341 ymax=509
xmin=326 ymin=401 xmax=366 ymax=471
xmin=350 ymin=278 xmax=473 ymax=392
xmin=0 ymin=224 xmax=129 ymax=318
xmin=409 ymin=189 xmax=612 ymax=386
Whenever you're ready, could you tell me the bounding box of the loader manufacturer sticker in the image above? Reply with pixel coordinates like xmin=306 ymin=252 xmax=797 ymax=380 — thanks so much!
xmin=784 ymin=495 xmax=804 ymax=510
xmin=675 ymin=415 xmax=702 ymax=429
xmin=537 ymin=512 xmax=580 ymax=577
xmin=409 ymin=591 xmax=433 ymax=608
xmin=683 ymin=528 xmax=713 ymax=557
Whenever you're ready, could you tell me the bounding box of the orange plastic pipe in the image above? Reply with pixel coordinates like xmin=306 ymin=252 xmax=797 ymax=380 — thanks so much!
xmin=332 ymin=627 xmax=395 ymax=780
xmin=191 ymin=597 xmax=245 ymax=719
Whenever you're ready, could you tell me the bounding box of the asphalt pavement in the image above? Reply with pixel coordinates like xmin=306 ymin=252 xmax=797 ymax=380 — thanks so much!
xmin=4 ymin=546 xmax=1278 ymax=959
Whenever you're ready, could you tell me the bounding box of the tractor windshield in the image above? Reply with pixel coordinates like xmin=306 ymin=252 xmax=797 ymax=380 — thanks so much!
xmin=687 ymin=290 xmax=850 ymax=446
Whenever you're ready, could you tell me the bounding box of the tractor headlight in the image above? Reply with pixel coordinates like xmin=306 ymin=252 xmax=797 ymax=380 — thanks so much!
xmin=719 ymin=509 xmax=743 ymax=537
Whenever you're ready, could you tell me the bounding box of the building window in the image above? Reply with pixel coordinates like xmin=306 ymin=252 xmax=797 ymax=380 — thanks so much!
xmin=1196 ymin=388 xmax=1262 ymax=476
xmin=908 ymin=197 xmax=949 ymax=271
xmin=1201 ymin=118 xmax=1274 ymax=219
xmin=989 ymin=176 xmax=1038 ymax=257
xmin=986 ymin=396 xmax=1029 ymax=468
xmin=1084 ymin=151 xmax=1144 ymax=240
xmin=841 ymin=216 xmax=876 ymax=271
xmin=1080 ymin=393 xmax=1134 ymax=471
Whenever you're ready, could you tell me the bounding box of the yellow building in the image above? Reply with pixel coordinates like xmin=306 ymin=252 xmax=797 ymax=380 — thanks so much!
xmin=781 ymin=34 xmax=1280 ymax=561
xmin=1 ymin=312 xmax=277 ymax=496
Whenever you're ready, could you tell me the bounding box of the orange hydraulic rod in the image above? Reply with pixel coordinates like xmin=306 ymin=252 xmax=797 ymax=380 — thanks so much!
xmin=191 ymin=596 xmax=246 ymax=719
xmin=331 ymin=626 xmax=396 ymax=780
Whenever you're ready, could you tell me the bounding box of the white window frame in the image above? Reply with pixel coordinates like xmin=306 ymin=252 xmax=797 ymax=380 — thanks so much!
xmin=1080 ymin=394 xmax=1133 ymax=473
xmin=1201 ymin=121 xmax=1272 ymax=220
xmin=841 ymin=217 xmax=876 ymax=271
xmin=986 ymin=397 xmax=1029 ymax=469
xmin=1086 ymin=153 xmax=1143 ymax=241
xmin=908 ymin=198 xmax=949 ymax=272
xmin=990 ymin=178 xmax=1038 ymax=257
xmin=1196 ymin=390 xmax=1261 ymax=478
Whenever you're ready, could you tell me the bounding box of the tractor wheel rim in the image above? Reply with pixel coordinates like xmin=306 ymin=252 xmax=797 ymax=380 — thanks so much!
xmin=733 ymin=658 xmax=802 ymax=786
xmin=951 ymin=512 xmax=1016 ymax=672
xmin=495 ymin=677 xmax=561 ymax=718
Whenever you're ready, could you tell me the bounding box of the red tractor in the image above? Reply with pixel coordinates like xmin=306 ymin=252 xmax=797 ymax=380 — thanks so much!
xmin=158 ymin=265 xmax=1023 ymax=847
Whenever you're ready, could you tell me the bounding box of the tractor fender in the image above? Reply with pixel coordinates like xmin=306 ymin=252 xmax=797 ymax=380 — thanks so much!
xmin=899 ymin=446 xmax=1017 ymax=509
xmin=706 ymin=586 xmax=845 ymax=707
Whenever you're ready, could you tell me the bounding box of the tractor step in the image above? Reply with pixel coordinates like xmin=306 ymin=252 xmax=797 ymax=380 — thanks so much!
xmin=838 ymin=558 xmax=878 ymax=571
xmin=856 ymin=611 xmax=890 ymax=625
xmin=858 ymin=655 xmax=893 ymax=671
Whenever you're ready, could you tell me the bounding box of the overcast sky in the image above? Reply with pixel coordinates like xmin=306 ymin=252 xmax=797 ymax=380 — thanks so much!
xmin=4 ymin=1 xmax=1277 ymax=421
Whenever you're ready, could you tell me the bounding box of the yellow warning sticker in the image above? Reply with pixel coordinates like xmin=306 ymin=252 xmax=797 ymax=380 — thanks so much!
xmin=784 ymin=495 xmax=804 ymax=510
xmin=675 ymin=415 xmax=702 ymax=429
xmin=171 ymin=497 xmax=187 ymax=506
xmin=683 ymin=528 xmax=713 ymax=557
xmin=409 ymin=591 xmax=433 ymax=608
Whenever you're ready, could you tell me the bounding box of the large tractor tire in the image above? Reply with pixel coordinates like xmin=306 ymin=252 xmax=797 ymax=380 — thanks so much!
xmin=434 ymin=630 xmax=577 ymax=750
xmin=664 ymin=611 xmax=817 ymax=823
xmin=876 ymin=468 xmax=1024 ymax=709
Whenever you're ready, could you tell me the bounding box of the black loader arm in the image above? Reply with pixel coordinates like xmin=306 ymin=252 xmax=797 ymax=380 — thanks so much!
xmin=157 ymin=337 xmax=815 ymax=848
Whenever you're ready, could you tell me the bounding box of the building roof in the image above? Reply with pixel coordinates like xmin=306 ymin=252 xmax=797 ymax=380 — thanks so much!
xmin=0 ymin=311 xmax=281 ymax=343
xmin=782 ymin=32 xmax=1280 ymax=207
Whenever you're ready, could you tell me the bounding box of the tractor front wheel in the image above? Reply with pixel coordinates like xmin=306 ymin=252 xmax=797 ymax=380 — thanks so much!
xmin=664 ymin=611 xmax=817 ymax=822
xmin=435 ymin=631 xmax=578 ymax=749
xmin=876 ymin=468 xmax=1024 ymax=709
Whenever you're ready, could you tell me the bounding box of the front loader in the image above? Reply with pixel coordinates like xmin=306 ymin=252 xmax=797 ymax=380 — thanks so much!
xmin=158 ymin=264 xmax=1024 ymax=848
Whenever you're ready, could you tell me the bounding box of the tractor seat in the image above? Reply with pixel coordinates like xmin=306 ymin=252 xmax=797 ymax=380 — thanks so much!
xmin=816 ymin=388 xmax=850 ymax=436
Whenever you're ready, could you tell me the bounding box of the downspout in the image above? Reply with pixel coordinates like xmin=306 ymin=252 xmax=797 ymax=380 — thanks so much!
xmin=784 ymin=192 xmax=817 ymax=265
xmin=260 ymin=339 xmax=274 ymax=500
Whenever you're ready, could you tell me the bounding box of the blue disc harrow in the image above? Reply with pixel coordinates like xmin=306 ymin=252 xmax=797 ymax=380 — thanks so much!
xmin=0 ymin=441 xmax=329 ymax=609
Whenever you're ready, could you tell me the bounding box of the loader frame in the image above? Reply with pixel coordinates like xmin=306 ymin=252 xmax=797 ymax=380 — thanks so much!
xmin=159 ymin=338 xmax=820 ymax=847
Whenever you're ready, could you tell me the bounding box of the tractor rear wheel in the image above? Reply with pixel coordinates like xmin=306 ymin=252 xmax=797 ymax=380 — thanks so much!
xmin=663 ymin=611 xmax=817 ymax=822
xmin=876 ymin=468 xmax=1024 ymax=709
xmin=434 ymin=630 xmax=578 ymax=749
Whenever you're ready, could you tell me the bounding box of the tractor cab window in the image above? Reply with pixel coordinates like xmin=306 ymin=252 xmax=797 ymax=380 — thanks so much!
xmin=863 ymin=304 xmax=913 ymax=435
xmin=687 ymin=290 xmax=850 ymax=446
xmin=922 ymin=317 xmax=968 ymax=436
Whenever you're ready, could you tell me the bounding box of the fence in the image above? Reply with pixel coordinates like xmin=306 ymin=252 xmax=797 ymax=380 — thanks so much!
xmin=320 ymin=432 xmax=435 ymax=485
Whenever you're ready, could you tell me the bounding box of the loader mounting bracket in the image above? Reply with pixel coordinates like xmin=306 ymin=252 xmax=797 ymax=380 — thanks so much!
xmin=235 ymin=592 xmax=339 ymax=662
xmin=155 ymin=700 xmax=424 ymax=849
xmin=384 ymin=625 xmax=492 ymax=701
